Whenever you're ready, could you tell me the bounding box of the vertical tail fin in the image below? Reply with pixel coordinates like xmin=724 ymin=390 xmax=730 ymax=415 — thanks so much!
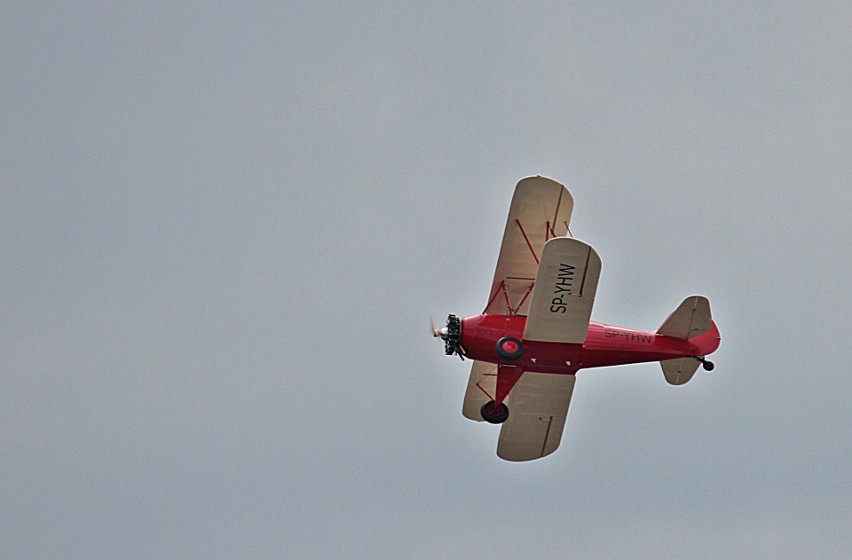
xmin=657 ymin=296 xmax=711 ymax=339
xmin=658 ymin=296 xmax=713 ymax=385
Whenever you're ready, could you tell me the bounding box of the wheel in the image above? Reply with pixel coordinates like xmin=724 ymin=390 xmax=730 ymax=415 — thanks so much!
xmin=495 ymin=336 xmax=524 ymax=361
xmin=702 ymin=360 xmax=715 ymax=371
xmin=481 ymin=401 xmax=509 ymax=424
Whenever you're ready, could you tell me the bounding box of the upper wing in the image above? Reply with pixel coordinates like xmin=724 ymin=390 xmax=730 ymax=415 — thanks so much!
xmin=523 ymin=237 xmax=602 ymax=343
xmin=497 ymin=372 xmax=576 ymax=461
xmin=484 ymin=177 xmax=573 ymax=315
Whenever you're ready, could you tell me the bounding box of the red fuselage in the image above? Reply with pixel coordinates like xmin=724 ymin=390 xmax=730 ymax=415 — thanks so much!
xmin=460 ymin=314 xmax=721 ymax=373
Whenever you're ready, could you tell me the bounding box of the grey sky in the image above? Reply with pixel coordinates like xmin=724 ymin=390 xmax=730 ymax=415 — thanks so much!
xmin=2 ymin=3 xmax=850 ymax=559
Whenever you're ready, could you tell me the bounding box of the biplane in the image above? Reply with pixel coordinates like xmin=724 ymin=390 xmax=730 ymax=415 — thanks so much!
xmin=433 ymin=176 xmax=721 ymax=461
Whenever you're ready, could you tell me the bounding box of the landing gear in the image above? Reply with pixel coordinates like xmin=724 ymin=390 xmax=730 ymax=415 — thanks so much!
xmin=695 ymin=356 xmax=715 ymax=371
xmin=481 ymin=400 xmax=509 ymax=424
xmin=495 ymin=336 xmax=524 ymax=361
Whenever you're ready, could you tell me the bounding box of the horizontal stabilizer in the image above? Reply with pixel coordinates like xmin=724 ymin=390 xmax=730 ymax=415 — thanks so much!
xmin=660 ymin=357 xmax=700 ymax=385
xmin=657 ymin=296 xmax=711 ymax=339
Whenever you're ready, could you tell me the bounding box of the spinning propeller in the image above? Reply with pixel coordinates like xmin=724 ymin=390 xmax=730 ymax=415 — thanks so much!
xmin=433 ymin=314 xmax=464 ymax=360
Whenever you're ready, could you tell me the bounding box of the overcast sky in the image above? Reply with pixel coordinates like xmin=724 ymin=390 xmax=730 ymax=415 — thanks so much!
xmin=2 ymin=3 xmax=850 ymax=559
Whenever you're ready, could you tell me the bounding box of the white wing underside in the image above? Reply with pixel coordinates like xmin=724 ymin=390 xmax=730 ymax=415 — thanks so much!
xmin=462 ymin=360 xmax=498 ymax=421
xmin=484 ymin=177 xmax=573 ymax=316
xmin=497 ymin=372 xmax=576 ymax=461
xmin=462 ymin=177 xmax=578 ymax=461
xmin=462 ymin=361 xmax=576 ymax=462
xmin=523 ymin=237 xmax=601 ymax=344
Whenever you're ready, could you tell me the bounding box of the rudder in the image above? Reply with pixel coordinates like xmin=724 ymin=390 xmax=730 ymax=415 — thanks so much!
xmin=657 ymin=296 xmax=714 ymax=385
xmin=657 ymin=296 xmax=711 ymax=339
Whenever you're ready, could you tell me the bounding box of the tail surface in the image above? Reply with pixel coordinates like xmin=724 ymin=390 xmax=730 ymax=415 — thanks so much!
xmin=657 ymin=296 xmax=720 ymax=385
xmin=657 ymin=295 xmax=711 ymax=339
xmin=660 ymin=357 xmax=700 ymax=386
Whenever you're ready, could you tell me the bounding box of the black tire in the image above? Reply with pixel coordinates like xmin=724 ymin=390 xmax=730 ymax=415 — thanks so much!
xmin=702 ymin=360 xmax=715 ymax=371
xmin=495 ymin=336 xmax=524 ymax=361
xmin=481 ymin=401 xmax=509 ymax=424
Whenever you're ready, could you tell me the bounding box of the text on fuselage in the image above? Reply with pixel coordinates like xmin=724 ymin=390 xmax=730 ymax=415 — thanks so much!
xmin=605 ymin=329 xmax=653 ymax=344
xmin=549 ymin=263 xmax=575 ymax=313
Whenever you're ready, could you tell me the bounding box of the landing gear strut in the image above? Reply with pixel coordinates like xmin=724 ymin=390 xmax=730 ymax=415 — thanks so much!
xmin=481 ymin=400 xmax=509 ymax=424
xmin=695 ymin=356 xmax=715 ymax=371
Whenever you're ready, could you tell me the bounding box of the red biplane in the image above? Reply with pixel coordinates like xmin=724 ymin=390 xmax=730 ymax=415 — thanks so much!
xmin=434 ymin=176 xmax=720 ymax=461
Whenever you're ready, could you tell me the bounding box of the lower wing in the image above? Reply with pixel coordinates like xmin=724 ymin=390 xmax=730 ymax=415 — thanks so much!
xmin=497 ymin=372 xmax=576 ymax=461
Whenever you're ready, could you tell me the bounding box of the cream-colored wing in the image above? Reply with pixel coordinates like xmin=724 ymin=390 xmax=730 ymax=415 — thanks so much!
xmin=497 ymin=372 xmax=576 ymax=461
xmin=462 ymin=360 xmax=498 ymax=421
xmin=484 ymin=177 xmax=573 ymax=316
xmin=523 ymin=237 xmax=601 ymax=343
